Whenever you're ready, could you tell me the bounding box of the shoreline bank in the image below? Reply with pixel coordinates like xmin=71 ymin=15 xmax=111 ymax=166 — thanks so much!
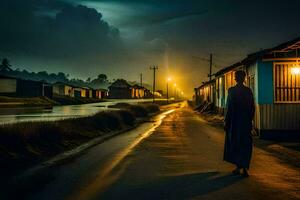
xmin=0 ymin=95 xmax=107 ymax=108
xmin=0 ymin=101 xmax=182 ymax=179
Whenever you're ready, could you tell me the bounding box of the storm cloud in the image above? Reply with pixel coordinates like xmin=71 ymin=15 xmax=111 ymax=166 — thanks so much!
xmin=0 ymin=0 xmax=122 ymax=59
xmin=1 ymin=0 xmax=300 ymax=96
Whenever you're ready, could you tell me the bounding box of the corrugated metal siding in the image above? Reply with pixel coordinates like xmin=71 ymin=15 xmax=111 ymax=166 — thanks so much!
xmin=254 ymin=104 xmax=261 ymax=130
xmin=216 ymin=76 xmax=225 ymax=108
xmin=246 ymin=62 xmax=258 ymax=102
xmin=258 ymin=104 xmax=300 ymax=130
xmin=0 ymin=78 xmax=17 ymax=93
xmin=224 ymin=71 xmax=234 ymax=100
xmin=52 ymin=85 xmax=60 ymax=95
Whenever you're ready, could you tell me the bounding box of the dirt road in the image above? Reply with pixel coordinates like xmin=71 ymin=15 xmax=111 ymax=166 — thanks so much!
xmin=7 ymin=102 xmax=300 ymax=200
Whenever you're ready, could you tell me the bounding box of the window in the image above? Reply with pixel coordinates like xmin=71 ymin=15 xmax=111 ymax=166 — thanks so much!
xmin=274 ymin=62 xmax=300 ymax=103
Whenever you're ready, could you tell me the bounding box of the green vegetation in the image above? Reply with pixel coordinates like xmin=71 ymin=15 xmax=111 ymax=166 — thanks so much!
xmin=143 ymin=104 xmax=160 ymax=113
xmin=0 ymin=104 xmax=160 ymax=176
xmin=108 ymin=103 xmax=160 ymax=117
xmin=1 ymin=58 xmax=111 ymax=90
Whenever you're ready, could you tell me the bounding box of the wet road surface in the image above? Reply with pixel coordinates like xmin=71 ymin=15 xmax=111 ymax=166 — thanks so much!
xmin=14 ymin=102 xmax=300 ymax=199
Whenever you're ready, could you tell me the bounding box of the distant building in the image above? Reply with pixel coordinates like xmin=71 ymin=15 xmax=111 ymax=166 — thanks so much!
xmin=156 ymin=90 xmax=164 ymax=97
xmin=0 ymin=75 xmax=53 ymax=98
xmin=144 ymin=88 xmax=152 ymax=98
xmin=0 ymin=75 xmax=17 ymax=96
xmin=93 ymin=89 xmax=108 ymax=99
xmin=53 ymin=82 xmax=107 ymax=100
xmin=194 ymin=79 xmax=215 ymax=106
xmin=100 ymin=89 xmax=108 ymax=99
xmin=80 ymin=87 xmax=93 ymax=98
xmin=109 ymin=80 xmax=149 ymax=99
xmin=153 ymin=91 xmax=163 ymax=98
xmin=108 ymin=79 xmax=132 ymax=99
xmin=131 ymin=84 xmax=145 ymax=98
xmin=53 ymin=82 xmax=75 ymax=97
xmin=73 ymin=87 xmax=82 ymax=98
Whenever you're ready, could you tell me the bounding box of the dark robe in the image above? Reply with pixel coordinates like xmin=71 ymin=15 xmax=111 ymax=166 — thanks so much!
xmin=223 ymin=84 xmax=255 ymax=169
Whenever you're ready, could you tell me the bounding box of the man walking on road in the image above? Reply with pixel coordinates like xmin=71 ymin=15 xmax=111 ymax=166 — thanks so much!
xmin=224 ymin=70 xmax=255 ymax=177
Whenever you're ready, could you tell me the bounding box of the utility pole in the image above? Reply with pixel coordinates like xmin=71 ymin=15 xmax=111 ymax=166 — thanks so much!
xmin=150 ymin=65 xmax=158 ymax=103
xmin=167 ymin=81 xmax=169 ymax=103
xmin=140 ymin=73 xmax=143 ymax=99
xmin=209 ymin=53 xmax=213 ymax=81
xmin=192 ymin=54 xmax=215 ymax=81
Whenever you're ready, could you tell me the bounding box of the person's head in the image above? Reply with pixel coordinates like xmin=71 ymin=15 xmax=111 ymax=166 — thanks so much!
xmin=234 ymin=70 xmax=246 ymax=84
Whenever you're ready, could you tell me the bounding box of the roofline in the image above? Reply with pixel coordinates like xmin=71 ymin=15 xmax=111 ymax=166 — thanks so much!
xmin=0 ymin=74 xmax=52 ymax=85
xmin=54 ymin=82 xmax=94 ymax=89
xmin=196 ymin=79 xmax=216 ymax=89
xmin=0 ymin=74 xmax=17 ymax=79
xmin=214 ymin=36 xmax=300 ymax=76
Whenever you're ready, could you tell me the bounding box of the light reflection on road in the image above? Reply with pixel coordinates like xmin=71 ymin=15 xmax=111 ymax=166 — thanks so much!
xmin=68 ymin=109 xmax=176 ymax=200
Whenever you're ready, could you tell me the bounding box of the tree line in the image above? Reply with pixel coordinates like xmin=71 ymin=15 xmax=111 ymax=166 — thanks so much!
xmin=0 ymin=58 xmax=110 ymax=89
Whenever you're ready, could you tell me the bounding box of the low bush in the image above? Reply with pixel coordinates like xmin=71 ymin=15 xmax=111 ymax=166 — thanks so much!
xmin=0 ymin=103 xmax=162 ymax=175
xmin=0 ymin=122 xmax=63 ymax=153
xmin=107 ymin=102 xmax=131 ymax=109
xmin=143 ymin=104 xmax=160 ymax=113
xmin=128 ymin=105 xmax=148 ymax=118
xmin=116 ymin=110 xmax=136 ymax=126
xmin=93 ymin=111 xmax=122 ymax=131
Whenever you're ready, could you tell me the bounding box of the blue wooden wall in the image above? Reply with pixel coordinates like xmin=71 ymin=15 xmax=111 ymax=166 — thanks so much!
xmin=257 ymin=60 xmax=274 ymax=104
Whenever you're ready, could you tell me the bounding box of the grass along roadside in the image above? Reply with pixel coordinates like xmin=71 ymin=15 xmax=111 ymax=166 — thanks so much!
xmin=0 ymin=103 xmax=160 ymax=178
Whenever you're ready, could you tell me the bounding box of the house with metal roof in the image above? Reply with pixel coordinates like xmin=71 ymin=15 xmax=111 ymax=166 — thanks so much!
xmin=0 ymin=75 xmax=53 ymax=98
xmin=108 ymin=79 xmax=133 ymax=99
xmin=212 ymin=37 xmax=300 ymax=139
xmin=194 ymin=79 xmax=216 ymax=106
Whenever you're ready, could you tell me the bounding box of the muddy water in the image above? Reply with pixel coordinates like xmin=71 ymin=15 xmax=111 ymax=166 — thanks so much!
xmin=0 ymin=99 xmax=156 ymax=124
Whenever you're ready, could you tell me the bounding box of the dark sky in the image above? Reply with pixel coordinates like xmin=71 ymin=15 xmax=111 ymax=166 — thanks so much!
xmin=1 ymin=0 xmax=300 ymax=96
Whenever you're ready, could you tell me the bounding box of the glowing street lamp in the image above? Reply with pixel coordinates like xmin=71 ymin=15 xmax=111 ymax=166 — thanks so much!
xmin=291 ymin=67 xmax=300 ymax=75
xmin=180 ymin=91 xmax=184 ymax=99
xmin=167 ymin=77 xmax=172 ymax=103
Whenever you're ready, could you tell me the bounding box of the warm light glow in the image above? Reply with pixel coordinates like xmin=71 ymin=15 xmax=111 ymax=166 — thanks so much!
xmin=174 ymin=83 xmax=177 ymax=87
xmin=167 ymin=77 xmax=172 ymax=82
xmin=291 ymin=67 xmax=300 ymax=75
xmin=181 ymin=91 xmax=184 ymax=95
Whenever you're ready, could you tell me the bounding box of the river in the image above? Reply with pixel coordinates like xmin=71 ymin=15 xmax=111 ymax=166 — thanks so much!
xmin=0 ymin=99 xmax=158 ymax=124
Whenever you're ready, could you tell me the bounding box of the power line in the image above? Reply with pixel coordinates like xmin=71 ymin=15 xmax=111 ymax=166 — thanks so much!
xmin=192 ymin=55 xmax=221 ymax=68
xmin=192 ymin=54 xmax=214 ymax=81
